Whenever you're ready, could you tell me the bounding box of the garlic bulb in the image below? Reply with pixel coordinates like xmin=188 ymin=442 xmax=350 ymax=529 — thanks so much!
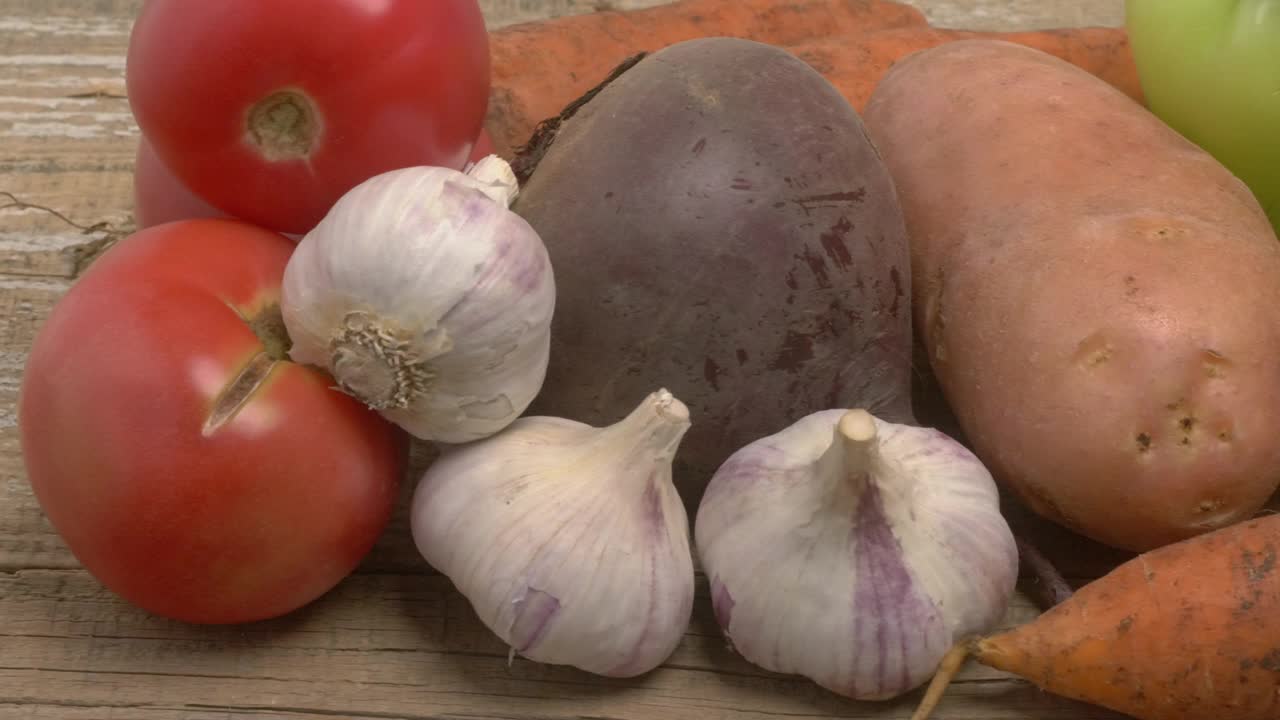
xmin=694 ymin=408 xmax=1018 ymax=700
xmin=410 ymin=389 xmax=696 ymax=677
xmin=281 ymin=156 xmax=555 ymax=443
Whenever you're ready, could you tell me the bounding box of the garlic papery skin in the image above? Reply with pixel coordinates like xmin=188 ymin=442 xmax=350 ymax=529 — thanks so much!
xmin=410 ymin=389 xmax=696 ymax=677
xmin=694 ymin=408 xmax=1018 ymax=701
xmin=280 ymin=156 xmax=555 ymax=444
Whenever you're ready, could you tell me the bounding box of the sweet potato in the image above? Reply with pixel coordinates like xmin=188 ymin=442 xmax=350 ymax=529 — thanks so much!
xmin=862 ymin=39 xmax=1280 ymax=552
xmin=511 ymin=37 xmax=914 ymax=509
xmin=911 ymin=514 xmax=1280 ymax=720
xmin=790 ymin=25 xmax=1143 ymax=113
xmin=485 ymin=0 xmax=927 ymax=156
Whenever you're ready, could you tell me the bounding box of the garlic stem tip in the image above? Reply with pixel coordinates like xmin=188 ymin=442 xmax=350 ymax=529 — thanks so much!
xmin=831 ymin=409 xmax=879 ymax=480
xmin=652 ymin=388 xmax=690 ymax=423
xmin=838 ymin=409 xmax=878 ymax=444
xmin=467 ymin=155 xmax=520 ymax=206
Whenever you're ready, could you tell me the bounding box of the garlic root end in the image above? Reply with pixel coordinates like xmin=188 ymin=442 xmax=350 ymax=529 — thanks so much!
xmin=329 ymin=311 xmax=435 ymax=411
xmin=909 ymin=641 xmax=974 ymax=720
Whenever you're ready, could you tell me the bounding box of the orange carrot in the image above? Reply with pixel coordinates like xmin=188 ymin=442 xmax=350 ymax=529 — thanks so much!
xmin=790 ymin=25 xmax=1144 ymax=113
xmin=485 ymin=0 xmax=928 ymax=155
xmin=912 ymin=515 xmax=1280 ymax=720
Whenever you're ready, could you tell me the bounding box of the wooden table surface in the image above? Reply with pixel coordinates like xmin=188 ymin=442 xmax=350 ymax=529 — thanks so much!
xmin=1 ymin=1 xmax=1134 ymax=718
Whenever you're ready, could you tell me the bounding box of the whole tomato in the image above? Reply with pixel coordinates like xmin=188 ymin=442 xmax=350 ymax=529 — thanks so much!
xmin=125 ymin=0 xmax=491 ymax=235
xmin=19 ymin=220 xmax=405 ymax=624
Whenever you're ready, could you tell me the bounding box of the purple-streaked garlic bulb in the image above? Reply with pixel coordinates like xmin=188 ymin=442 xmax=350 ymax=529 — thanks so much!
xmin=281 ymin=156 xmax=555 ymax=444
xmin=694 ymin=408 xmax=1018 ymax=700
xmin=410 ymin=389 xmax=695 ymax=677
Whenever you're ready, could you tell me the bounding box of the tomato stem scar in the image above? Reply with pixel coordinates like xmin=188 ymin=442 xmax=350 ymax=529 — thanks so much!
xmin=248 ymin=304 xmax=291 ymax=361
xmin=202 ymin=304 xmax=292 ymax=435
xmin=203 ymin=352 xmax=276 ymax=436
xmin=246 ymin=89 xmax=317 ymax=161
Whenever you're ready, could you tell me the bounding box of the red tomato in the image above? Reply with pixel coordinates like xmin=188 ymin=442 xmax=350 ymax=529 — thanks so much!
xmin=132 ymin=136 xmax=228 ymax=230
xmin=125 ymin=0 xmax=491 ymax=235
xmin=19 ymin=220 xmax=405 ymax=624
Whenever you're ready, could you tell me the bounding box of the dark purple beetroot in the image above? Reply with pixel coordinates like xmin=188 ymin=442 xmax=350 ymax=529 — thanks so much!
xmin=512 ymin=37 xmax=913 ymax=504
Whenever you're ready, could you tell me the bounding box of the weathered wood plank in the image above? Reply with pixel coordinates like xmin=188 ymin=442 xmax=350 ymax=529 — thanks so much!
xmin=0 ymin=569 xmax=1038 ymax=677
xmin=0 ymin=673 xmax=1113 ymax=720
xmin=0 ymin=569 xmax=1126 ymax=720
xmin=903 ymin=0 xmax=1122 ymax=29
xmin=0 ymin=707 xmax=474 ymax=720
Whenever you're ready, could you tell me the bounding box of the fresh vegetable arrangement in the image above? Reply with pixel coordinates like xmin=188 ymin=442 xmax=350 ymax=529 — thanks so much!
xmin=126 ymin=0 xmax=491 ymax=235
xmin=512 ymin=35 xmax=917 ymax=509
xmin=912 ymin=514 xmax=1280 ymax=720
xmin=485 ymin=8 xmax=1144 ymax=156
xmin=19 ymin=220 xmax=405 ymax=623
xmin=22 ymin=0 xmax=501 ymax=625
xmin=15 ymin=0 xmax=1280 ymax=718
xmin=483 ymin=0 xmax=929 ymax=155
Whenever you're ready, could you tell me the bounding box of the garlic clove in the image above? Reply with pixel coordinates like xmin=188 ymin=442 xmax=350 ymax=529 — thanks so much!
xmin=281 ymin=158 xmax=555 ymax=444
xmin=694 ymin=408 xmax=1018 ymax=700
xmin=410 ymin=389 xmax=696 ymax=677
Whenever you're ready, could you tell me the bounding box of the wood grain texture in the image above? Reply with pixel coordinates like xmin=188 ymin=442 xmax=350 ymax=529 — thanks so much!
xmin=901 ymin=0 xmax=1122 ymax=29
xmin=0 ymin=1 xmax=1130 ymax=718
xmin=0 ymin=569 xmax=1124 ymax=720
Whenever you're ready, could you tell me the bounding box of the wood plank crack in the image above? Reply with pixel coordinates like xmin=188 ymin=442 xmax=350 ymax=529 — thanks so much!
xmin=0 ymin=190 xmax=130 ymax=277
